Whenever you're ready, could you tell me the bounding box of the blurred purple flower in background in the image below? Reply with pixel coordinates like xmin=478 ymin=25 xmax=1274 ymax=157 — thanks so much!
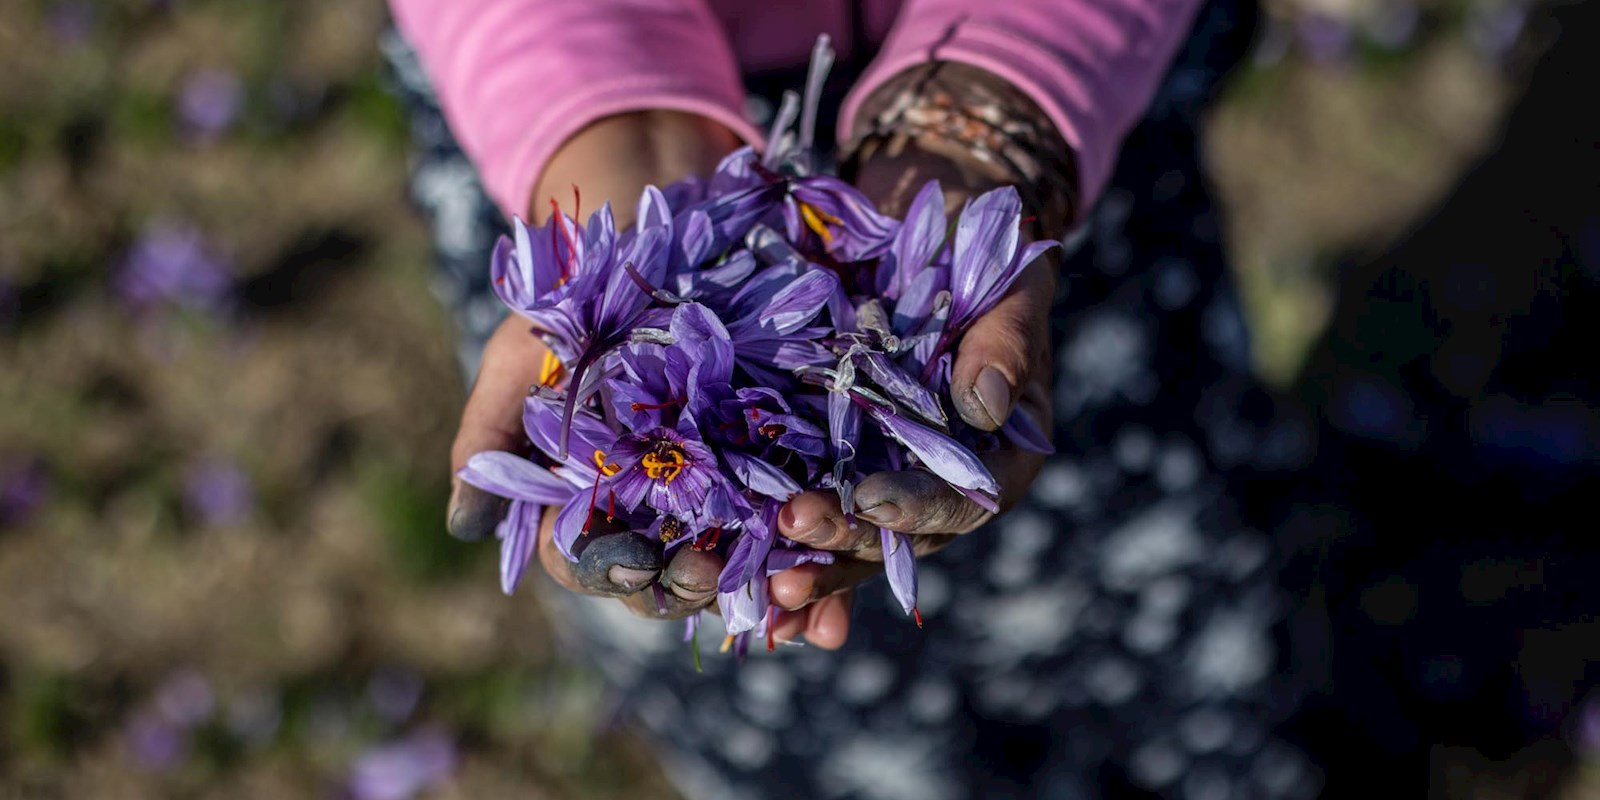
xmin=115 ymin=221 xmax=233 ymax=315
xmin=347 ymin=728 xmax=458 ymax=800
xmin=0 ymin=458 xmax=50 ymax=527
xmin=46 ymin=1 xmax=95 ymax=47
xmin=123 ymin=669 xmax=214 ymax=772
xmin=183 ymin=456 xmax=253 ymax=526
xmin=153 ymin=669 xmax=215 ymax=727
xmin=124 ymin=710 xmax=189 ymax=772
xmin=366 ymin=668 xmax=424 ymax=725
xmin=1296 ymin=11 xmax=1355 ymax=67
xmin=1467 ymin=0 xmax=1528 ymax=63
xmin=177 ymin=68 xmax=244 ymax=141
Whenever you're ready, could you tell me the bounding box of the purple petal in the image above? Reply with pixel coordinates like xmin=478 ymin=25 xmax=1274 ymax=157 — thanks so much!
xmin=723 ymin=451 xmax=801 ymax=500
xmin=458 ymin=452 xmax=577 ymax=505
xmin=859 ymin=352 xmax=947 ymax=427
xmin=756 ymin=269 xmax=838 ymax=335
xmin=886 ymin=180 xmax=948 ymax=297
xmin=718 ymin=569 xmax=769 ymax=636
xmin=498 ymin=500 xmax=542 ymax=594
xmin=1002 ymin=405 xmax=1055 ymax=454
xmin=764 ymin=548 xmax=836 ymax=573
xmin=880 ymin=527 xmax=918 ymax=616
xmin=871 ymin=409 xmax=1000 ymax=506
xmin=719 ymin=528 xmax=772 ymax=595
xmin=552 ymin=495 xmax=592 ymax=562
xmin=950 ymin=187 xmax=1022 ymax=325
xmin=892 ymin=267 xmax=949 ymax=335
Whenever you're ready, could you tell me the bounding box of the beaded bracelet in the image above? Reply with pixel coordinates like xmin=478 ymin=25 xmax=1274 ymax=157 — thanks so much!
xmin=842 ymin=62 xmax=1081 ymax=235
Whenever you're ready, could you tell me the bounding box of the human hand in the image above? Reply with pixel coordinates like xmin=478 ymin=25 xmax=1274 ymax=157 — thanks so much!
xmin=447 ymin=111 xmax=740 ymax=619
xmin=769 ymin=136 xmax=1066 ymax=646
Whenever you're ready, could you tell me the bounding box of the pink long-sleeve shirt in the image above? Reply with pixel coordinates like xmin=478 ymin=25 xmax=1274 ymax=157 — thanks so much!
xmin=388 ymin=0 xmax=1204 ymax=220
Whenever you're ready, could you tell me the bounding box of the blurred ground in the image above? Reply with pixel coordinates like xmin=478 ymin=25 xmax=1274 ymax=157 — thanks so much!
xmin=0 ymin=0 xmax=1575 ymax=797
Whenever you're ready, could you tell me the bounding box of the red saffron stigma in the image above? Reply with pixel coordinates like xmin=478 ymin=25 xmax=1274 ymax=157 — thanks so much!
xmin=912 ymin=607 xmax=924 ymax=628
xmin=606 ymin=486 xmax=616 ymax=523
xmin=765 ymin=606 xmax=777 ymax=652
xmin=629 ymin=397 xmax=683 ymax=411
xmin=582 ymin=467 xmax=605 ymax=534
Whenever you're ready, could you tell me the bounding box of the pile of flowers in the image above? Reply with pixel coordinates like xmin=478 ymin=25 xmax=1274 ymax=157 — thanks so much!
xmin=459 ymin=38 xmax=1056 ymax=658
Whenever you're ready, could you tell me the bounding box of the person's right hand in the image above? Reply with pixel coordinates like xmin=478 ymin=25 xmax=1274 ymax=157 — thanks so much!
xmin=446 ymin=110 xmax=741 ymax=620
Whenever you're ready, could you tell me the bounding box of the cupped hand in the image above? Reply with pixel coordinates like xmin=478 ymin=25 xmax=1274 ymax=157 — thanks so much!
xmin=446 ymin=111 xmax=739 ymax=620
xmin=770 ymin=141 xmax=1062 ymax=645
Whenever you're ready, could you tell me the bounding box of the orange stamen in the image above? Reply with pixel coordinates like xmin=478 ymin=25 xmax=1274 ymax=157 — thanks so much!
xmin=539 ymin=351 xmax=565 ymax=387
xmin=799 ymin=202 xmax=843 ymax=244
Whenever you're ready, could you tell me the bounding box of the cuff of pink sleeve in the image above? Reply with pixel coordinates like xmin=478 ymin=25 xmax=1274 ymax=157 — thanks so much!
xmin=491 ymin=81 xmax=768 ymax=220
xmin=839 ymin=25 xmax=1110 ymax=213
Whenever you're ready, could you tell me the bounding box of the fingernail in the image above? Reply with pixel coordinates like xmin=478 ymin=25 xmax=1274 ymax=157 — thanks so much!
xmin=776 ymin=637 xmax=807 ymax=647
xmin=973 ymin=365 xmax=1013 ymax=429
xmin=855 ymin=501 xmax=903 ymax=526
xmin=668 ymin=583 xmax=717 ymax=603
xmin=608 ymin=566 xmax=657 ymax=591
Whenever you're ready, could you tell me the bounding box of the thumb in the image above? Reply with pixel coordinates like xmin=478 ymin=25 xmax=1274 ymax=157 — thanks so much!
xmin=950 ymin=258 xmax=1054 ymax=431
xmin=448 ymin=314 xmax=548 ymax=540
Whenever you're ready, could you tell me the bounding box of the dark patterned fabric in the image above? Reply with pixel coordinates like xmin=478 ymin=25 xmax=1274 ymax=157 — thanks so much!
xmin=383 ymin=3 xmax=1328 ymax=797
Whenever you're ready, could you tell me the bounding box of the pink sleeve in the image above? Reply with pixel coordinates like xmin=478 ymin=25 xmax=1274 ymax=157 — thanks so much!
xmin=840 ymin=0 xmax=1206 ymax=212
xmin=388 ymin=0 xmax=766 ymax=219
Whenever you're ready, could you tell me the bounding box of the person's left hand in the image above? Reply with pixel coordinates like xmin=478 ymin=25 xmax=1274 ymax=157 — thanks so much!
xmin=768 ymin=141 xmax=1061 ymax=646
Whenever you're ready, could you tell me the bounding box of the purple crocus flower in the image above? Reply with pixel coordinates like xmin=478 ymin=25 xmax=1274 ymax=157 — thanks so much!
xmin=346 ymin=728 xmax=458 ymax=800
xmin=124 ymin=710 xmax=189 ymax=772
xmin=946 ymin=187 xmax=1058 ymax=335
xmin=881 ymin=526 xmax=920 ymax=625
xmin=0 ymin=458 xmax=49 ymax=527
xmin=183 ymin=456 xmax=252 ymax=526
xmin=178 ymin=68 xmax=244 ymax=140
xmin=115 ymin=221 xmax=233 ymax=315
xmin=153 ymin=670 xmax=215 ymax=727
xmin=784 ymin=176 xmax=901 ymax=263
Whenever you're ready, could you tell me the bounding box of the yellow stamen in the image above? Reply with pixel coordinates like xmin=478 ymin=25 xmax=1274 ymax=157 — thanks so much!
xmin=641 ymin=445 xmax=687 ymax=483
xmin=658 ymin=517 xmax=685 ymax=543
xmin=799 ymin=202 xmax=842 ymax=244
xmin=539 ymin=351 xmax=565 ymax=387
xmin=719 ymin=635 xmax=736 ymax=653
xmin=590 ymin=450 xmax=620 ymax=477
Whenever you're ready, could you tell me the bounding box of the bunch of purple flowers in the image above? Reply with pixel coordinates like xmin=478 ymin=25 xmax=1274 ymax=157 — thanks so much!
xmin=458 ymin=38 xmax=1056 ymax=658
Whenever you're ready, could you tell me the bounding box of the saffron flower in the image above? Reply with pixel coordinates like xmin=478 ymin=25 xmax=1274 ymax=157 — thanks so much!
xmin=455 ymin=34 xmax=1062 ymax=658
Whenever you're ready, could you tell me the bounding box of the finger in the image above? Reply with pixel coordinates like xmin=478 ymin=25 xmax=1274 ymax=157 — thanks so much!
xmin=771 ymin=609 xmax=808 ymax=644
xmin=659 ymin=546 xmax=724 ymax=607
xmin=770 ymin=559 xmax=883 ymax=611
xmin=615 ymin=544 xmax=722 ymax=620
xmin=535 ymin=507 xmax=662 ymax=598
xmin=851 ymin=443 xmax=1047 ymax=535
xmin=949 ymin=258 xmax=1055 ymax=431
xmin=447 ymin=316 xmax=548 ymax=541
xmin=777 ymin=490 xmax=878 ymax=552
xmin=803 ymin=590 xmax=854 ymax=650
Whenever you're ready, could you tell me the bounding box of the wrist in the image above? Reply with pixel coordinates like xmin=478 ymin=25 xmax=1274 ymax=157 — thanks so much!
xmin=530 ymin=111 xmax=741 ymax=227
xmin=842 ymin=63 xmax=1079 ymax=235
